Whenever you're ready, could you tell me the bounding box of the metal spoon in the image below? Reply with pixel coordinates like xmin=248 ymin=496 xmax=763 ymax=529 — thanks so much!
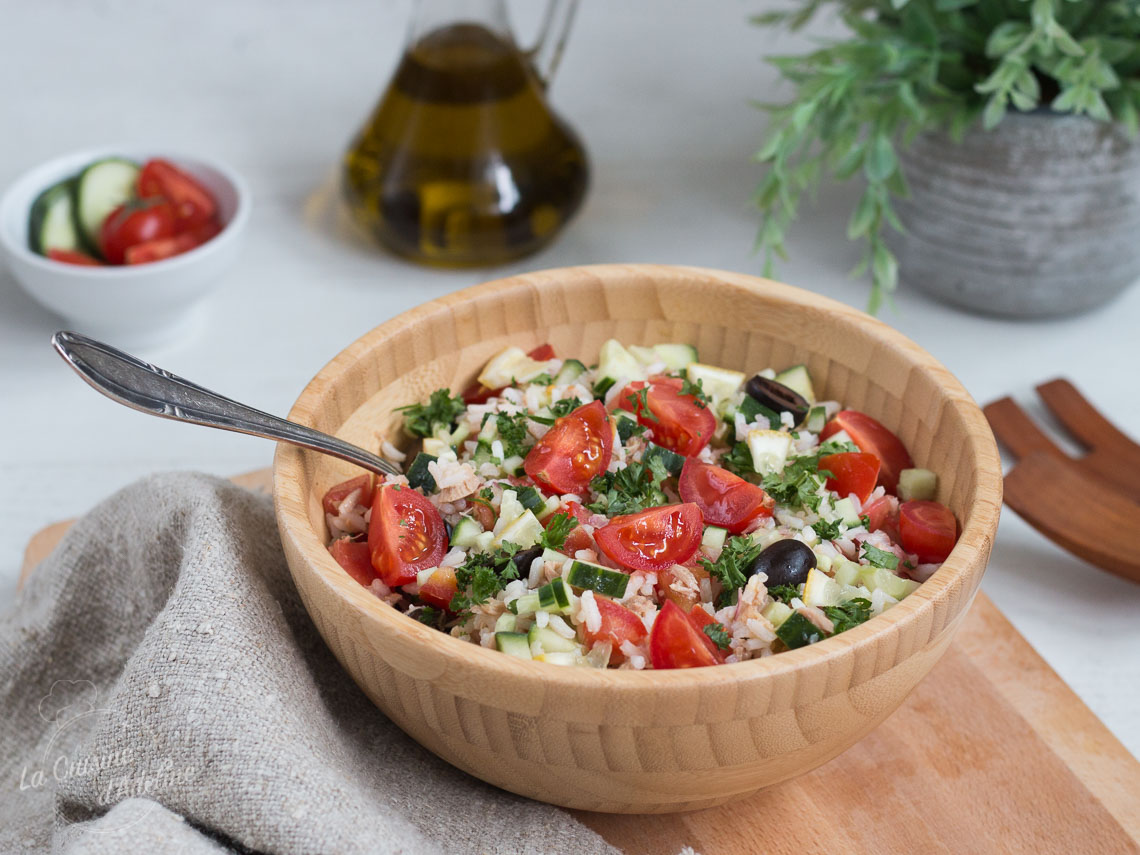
xmin=52 ymin=331 xmax=402 ymax=478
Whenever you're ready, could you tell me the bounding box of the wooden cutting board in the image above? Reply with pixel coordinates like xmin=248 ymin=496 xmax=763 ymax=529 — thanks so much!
xmin=20 ymin=469 xmax=1140 ymax=855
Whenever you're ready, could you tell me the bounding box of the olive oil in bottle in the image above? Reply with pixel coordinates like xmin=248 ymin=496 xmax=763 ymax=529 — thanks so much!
xmin=342 ymin=20 xmax=588 ymax=267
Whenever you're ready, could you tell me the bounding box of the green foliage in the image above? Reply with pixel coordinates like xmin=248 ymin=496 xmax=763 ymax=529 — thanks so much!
xmin=396 ymin=388 xmax=465 ymax=438
xmin=539 ymin=512 xmax=579 ymax=550
xmin=586 ymin=458 xmax=671 ymax=516
xmin=701 ymin=535 xmax=765 ymax=607
xmin=753 ymin=0 xmax=1140 ymax=311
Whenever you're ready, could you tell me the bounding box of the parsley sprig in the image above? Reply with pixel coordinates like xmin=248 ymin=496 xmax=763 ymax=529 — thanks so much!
xmin=396 ymin=388 xmax=465 ymax=438
xmin=448 ymin=542 xmax=522 ymax=619
xmin=703 ymin=622 xmax=731 ymax=650
xmin=767 ymin=584 xmax=799 ymax=605
xmin=700 ymin=535 xmax=764 ymax=607
xmin=822 ymin=598 xmax=872 ymax=634
xmin=539 ymin=513 xmax=578 ymax=551
xmin=586 ymin=458 xmax=670 ymax=517
xmin=494 ymin=413 xmax=533 ymax=458
xmin=760 ymin=439 xmax=858 ymax=512
xmin=861 ymin=542 xmax=899 ymax=571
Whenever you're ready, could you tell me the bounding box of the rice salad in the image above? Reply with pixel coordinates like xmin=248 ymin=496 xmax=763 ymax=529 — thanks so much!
xmin=323 ymin=340 xmax=960 ymax=670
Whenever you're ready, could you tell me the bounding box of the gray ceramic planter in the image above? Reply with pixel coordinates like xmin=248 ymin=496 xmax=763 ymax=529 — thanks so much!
xmin=886 ymin=112 xmax=1140 ymax=318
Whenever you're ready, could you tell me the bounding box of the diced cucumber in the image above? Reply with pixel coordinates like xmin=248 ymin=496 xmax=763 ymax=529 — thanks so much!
xmin=595 ymin=339 xmax=646 ymax=386
xmin=516 ymin=485 xmax=544 ymax=511
xmin=528 ymin=623 xmax=580 ymax=654
xmin=738 ymin=395 xmax=781 ymax=429
xmin=761 ymin=600 xmax=793 ymax=629
xmin=495 ymin=509 xmax=544 ymax=548
xmin=628 ymin=344 xmax=660 ymax=365
xmin=566 ymin=560 xmax=630 ymax=598
xmin=449 ymin=515 xmax=483 ymax=548
xmin=541 ymin=547 xmax=569 ymax=564
xmin=801 ymin=567 xmax=842 ymax=607
xmin=592 ymin=377 xmax=616 ymax=399
xmin=536 ymin=495 xmax=562 ymax=520
xmin=776 ymin=612 xmax=825 ymax=649
xmin=495 ymin=612 xmax=518 ymax=633
xmin=512 ymin=593 xmax=540 ymax=615
xmin=642 ymin=442 xmax=685 ymax=477
xmin=857 ymin=566 xmax=920 ymax=600
xmin=746 ymin=429 xmax=792 ymax=475
xmin=471 ymin=530 xmax=495 ymax=552
xmin=447 ymin=422 xmax=471 ymax=446
xmin=701 ymin=526 xmax=728 ymax=554
xmin=614 ymin=409 xmax=641 ymax=441
xmin=898 ymin=468 xmax=938 ymax=501
xmin=538 ymin=577 xmax=572 ymax=613
xmin=652 ymin=343 xmax=699 ymax=371
xmin=685 ymin=363 xmax=745 ymax=404
xmin=824 ymin=429 xmax=853 ymax=447
xmin=406 ymin=452 xmax=437 ymax=492
xmin=478 ymin=346 xmax=549 ymax=388
xmin=832 ymin=559 xmax=859 ymax=588
xmin=495 ymin=632 xmax=533 ymax=659
xmin=28 ymin=177 xmax=80 ymax=254
xmin=502 ymin=455 xmax=526 ymax=477
xmin=832 ymin=497 xmax=861 ymax=526
xmin=554 ymin=358 xmax=586 ymax=385
xmin=422 ymin=437 xmax=449 ymax=457
xmin=73 ymin=158 xmax=140 ymax=256
xmin=496 ymin=490 xmax=524 ymax=529
xmin=805 ymin=405 xmax=828 ymax=433
xmin=773 ymin=364 xmax=816 ymax=404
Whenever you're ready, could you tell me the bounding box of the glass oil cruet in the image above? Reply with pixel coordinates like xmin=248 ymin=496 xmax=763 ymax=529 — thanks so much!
xmin=341 ymin=0 xmax=588 ymax=267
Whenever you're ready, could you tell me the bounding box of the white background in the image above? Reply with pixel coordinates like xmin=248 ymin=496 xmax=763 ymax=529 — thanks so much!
xmin=2 ymin=1 xmax=1137 ymax=756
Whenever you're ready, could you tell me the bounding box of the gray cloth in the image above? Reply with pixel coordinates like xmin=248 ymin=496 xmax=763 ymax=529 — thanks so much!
xmin=1 ymin=473 xmax=622 ymax=855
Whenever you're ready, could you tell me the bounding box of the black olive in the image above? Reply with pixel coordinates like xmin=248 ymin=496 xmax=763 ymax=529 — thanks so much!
xmin=745 ymin=375 xmax=810 ymax=425
xmin=747 ymin=539 xmax=817 ymax=587
xmin=510 ymin=545 xmax=545 ymax=573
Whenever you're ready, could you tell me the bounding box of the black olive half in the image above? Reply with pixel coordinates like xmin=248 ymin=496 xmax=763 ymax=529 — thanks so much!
xmin=745 ymin=375 xmax=810 ymax=425
xmin=510 ymin=546 xmax=545 ymax=573
xmin=747 ymin=539 xmax=817 ymax=588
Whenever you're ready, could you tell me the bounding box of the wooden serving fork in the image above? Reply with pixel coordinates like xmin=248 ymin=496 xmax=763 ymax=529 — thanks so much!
xmin=983 ymin=379 xmax=1140 ymax=583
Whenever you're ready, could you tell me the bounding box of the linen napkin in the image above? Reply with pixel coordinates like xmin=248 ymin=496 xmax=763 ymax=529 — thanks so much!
xmin=0 ymin=473 xmax=627 ymax=855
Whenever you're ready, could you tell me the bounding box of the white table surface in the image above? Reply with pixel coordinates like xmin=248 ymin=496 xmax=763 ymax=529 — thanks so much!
xmin=2 ymin=1 xmax=1138 ymax=758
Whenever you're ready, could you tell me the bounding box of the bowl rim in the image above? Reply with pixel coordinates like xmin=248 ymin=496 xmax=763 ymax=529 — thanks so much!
xmin=0 ymin=145 xmax=251 ymax=277
xmin=273 ymin=264 xmax=1002 ymax=689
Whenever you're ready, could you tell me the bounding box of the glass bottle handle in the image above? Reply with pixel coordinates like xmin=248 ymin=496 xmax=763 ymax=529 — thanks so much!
xmin=526 ymin=0 xmax=579 ymax=88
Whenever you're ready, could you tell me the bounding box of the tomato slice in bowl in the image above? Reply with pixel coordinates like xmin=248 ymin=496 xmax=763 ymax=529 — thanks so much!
xmin=46 ymin=249 xmax=102 ymax=266
xmin=617 ymin=377 xmax=716 ymax=457
xmin=818 ymin=452 xmax=880 ymax=504
xmin=594 ymin=503 xmax=703 ymax=572
xmin=649 ymin=600 xmax=718 ymax=669
xmin=821 ymin=410 xmax=913 ymax=494
xmin=138 ymin=158 xmax=218 ymax=228
xmin=321 ymin=474 xmax=373 ymax=515
xmin=583 ymin=597 xmax=647 ymax=664
xmin=417 ymin=566 xmax=459 ymax=609
xmin=899 ymin=500 xmax=958 ymax=563
xmin=368 ymin=484 xmax=447 ymax=586
xmin=524 ymin=400 xmax=613 ymax=494
xmin=527 ymin=343 xmax=556 ymax=360
xmin=863 ymin=494 xmax=900 ymax=542
xmin=328 ymin=539 xmax=377 ymax=587
xmin=678 ymin=459 xmax=773 ymax=534
xmin=685 ymin=605 xmax=728 ymax=662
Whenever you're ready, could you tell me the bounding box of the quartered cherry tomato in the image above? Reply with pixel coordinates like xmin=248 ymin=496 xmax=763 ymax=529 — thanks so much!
xmin=899 ymin=500 xmax=958 ymax=563
xmin=582 ymin=597 xmax=647 ymax=664
xmin=678 ymin=459 xmax=773 ymax=534
xmin=820 ymin=410 xmax=914 ymax=494
xmin=617 ymin=376 xmax=716 ymax=457
xmin=99 ymin=199 xmax=177 ymax=264
xmin=594 ymin=502 xmax=703 ymax=572
xmin=328 ymin=539 xmax=376 ymax=587
xmin=863 ymin=494 xmax=900 ymax=542
xmin=527 ymin=343 xmax=556 ymax=361
xmin=649 ymin=600 xmax=717 ymax=669
xmin=46 ymin=249 xmax=101 ymax=266
xmin=368 ymin=484 xmax=447 ymax=586
xmin=685 ymin=605 xmax=728 ymax=662
xmin=137 ymin=158 xmax=218 ymax=228
xmin=524 ymin=400 xmax=613 ymax=494
xmin=123 ymin=220 xmax=221 ymax=265
xmin=321 ymin=474 xmax=373 ymax=515
xmin=819 ymin=451 xmax=880 ymax=504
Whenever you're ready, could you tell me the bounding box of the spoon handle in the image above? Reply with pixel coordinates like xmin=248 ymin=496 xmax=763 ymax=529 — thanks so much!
xmin=52 ymin=331 xmax=402 ymax=478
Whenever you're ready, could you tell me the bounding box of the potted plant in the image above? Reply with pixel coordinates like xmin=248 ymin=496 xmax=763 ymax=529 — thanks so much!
xmin=752 ymin=0 xmax=1140 ymax=317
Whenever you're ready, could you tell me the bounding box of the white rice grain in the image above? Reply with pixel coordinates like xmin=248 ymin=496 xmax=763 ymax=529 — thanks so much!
xmin=535 ymin=610 xmax=550 ymax=628
xmin=579 ymin=590 xmax=602 ymax=634
xmin=548 ymin=614 xmax=577 ymax=639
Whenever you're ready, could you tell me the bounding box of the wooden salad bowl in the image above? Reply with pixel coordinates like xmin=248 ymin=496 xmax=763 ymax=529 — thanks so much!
xmin=273 ymin=264 xmax=1002 ymax=813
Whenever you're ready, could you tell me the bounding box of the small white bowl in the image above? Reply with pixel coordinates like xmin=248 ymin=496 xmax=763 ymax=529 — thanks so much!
xmin=0 ymin=147 xmax=250 ymax=347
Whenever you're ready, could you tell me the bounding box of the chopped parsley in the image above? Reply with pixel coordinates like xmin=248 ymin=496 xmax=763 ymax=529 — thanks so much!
xmin=775 ymin=612 xmax=824 ymax=649
xmin=586 ymin=458 xmax=670 ymax=517
xmin=811 ymin=517 xmax=845 ymax=541
xmin=700 ymin=535 xmax=764 ymax=608
xmin=822 ymin=598 xmax=873 ymax=634
xmin=767 ymin=584 xmax=800 ymax=604
xmin=720 ymin=442 xmax=755 ymax=477
xmin=396 ymin=388 xmax=465 ymax=438
xmin=539 ymin=512 xmax=578 ymax=550
xmin=615 ymin=415 xmax=646 ymax=442
xmin=703 ymin=621 xmax=731 ymax=649
xmin=413 ymin=605 xmax=442 ymax=626
xmin=738 ymin=396 xmax=782 ymax=429
xmin=679 ymin=376 xmax=710 ymax=408
xmin=449 ymin=542 xmax=522 ymax=619
xmin=495 ymin=413 xmax=533 ymax=458
xmin=760 ymin=439 xmax=858 ymax=513
xmin=550 ymin=397 xmax=582 ymax=418
xmin=624 ymin=385 xmax=659 ymax=422
xmin=861 ymin=542 xmax=900 ymax=571
xmin=528 ymin=373 xmax=555 ymax=386
xmin=592 ymin=377 xmax=616 ymax=398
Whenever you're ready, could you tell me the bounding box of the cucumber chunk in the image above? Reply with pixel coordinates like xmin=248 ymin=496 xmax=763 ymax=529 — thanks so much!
xmin=642 ymin=442 xmax=685 ymax=477
xmin=566 ymin=560 xmax=630 ymax=598
xmin=538 ymin=577 xmax=572 ymax=612
xmin=898 ymin=468 xmax=938 ymax=501
xmin=652 ymin=343 xmax=698 ymax=371
xmin=406 ymin=452 xmax=437 ymax=492
xmin=746 ymin=429 xmax=792 ymax=475
xmin=449 ymin=515 xmax=483 ymax=548
xmin=554 ymin=358 xmax=586 ymax=385
xmin=28 ymin=177 xmax=80 ymax=254
xmin=494 ymin=613 xmax=518 ymax=633
xmin=701 ymin=525 xmax=728 ymax=554
xmin=805 ymin=405 xmax=828 ymax=433
xmin=595 ymin=339 xmax=646 ymax=386
xmin=73 ymin=158 xmax=140 ymax=256
xmin=495 ymin=632 xmax=533 ymax=659
xmin=773 ymin=364 xmax=816 ymax=404
xmin=516 ymin=485 xmax=544 ymax=511
xmin=761 ymin=600 xmax=793 ymax=629
xmin=528 ymin=624 xmax=580 ymax=654
xmin=685 ymin=362 xmax=745 ymax=404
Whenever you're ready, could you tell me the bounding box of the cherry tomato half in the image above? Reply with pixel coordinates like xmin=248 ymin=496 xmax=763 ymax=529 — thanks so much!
xmin=686 ymin=605 xmax=728 ymax=662
xmin=417 ymin=566 xmax=459 ymax=609
xmin=527 ymin=343 xmax=556 ymax=361
xmin=368 ymin=484 xmax=447 ymax=586
xmin=137 ymin=158 xmax=218 ymax=228
xmin=863 ymin=494 xmax=900 ymax=542
xmin=594 ymin=502 xmax=702 ymax=572
xmin=649 ymin=600 xmax=718 ymax=669
xmin=583 ymin=597 xmax=647 ymax=664
xmin=617 ymin=376 xmax=716 ymax=457
xmin=678 ymin=459 xmax=773 ymax=534
xmin=321 ymin=474 xmax=373 ymax=515
xmin=820 ymin=410 xmax=914 ymax=494
xmin=899 ymin=500 xmax=958 ymax=564
xmin=524 ymin=400 xmax=613 ymax=494
xmin=819 ymin=452 xmax=880 ymax=504
xmin=46 ymin=249 xmax=101 ymax=266
xmin=99 ymin=199 xmax=177 ymax=264
xmin=123 ymin=219 xmax=221 ymax=265
xmin=328 ymin=539 xmax=377 ymax=587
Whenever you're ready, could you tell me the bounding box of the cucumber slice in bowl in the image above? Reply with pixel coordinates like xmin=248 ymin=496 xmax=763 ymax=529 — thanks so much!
xmin=28 ymin=177 xmax=80 ymax=254
xmin=73 ymin=158 xmax=140 ymax=257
